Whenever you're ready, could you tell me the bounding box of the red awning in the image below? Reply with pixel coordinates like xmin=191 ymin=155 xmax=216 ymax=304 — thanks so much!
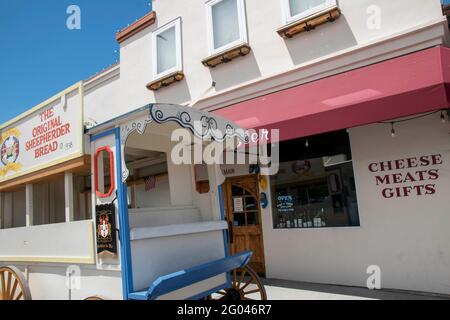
xmin=215 ymin=46 xmax=450 ymax=142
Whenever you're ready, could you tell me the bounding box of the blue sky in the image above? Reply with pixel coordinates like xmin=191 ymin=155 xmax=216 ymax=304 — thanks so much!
xmin=1 ymin=1 xmax=449 ymax=124
xmin=0 ymin=0 xmax=151 ymax=123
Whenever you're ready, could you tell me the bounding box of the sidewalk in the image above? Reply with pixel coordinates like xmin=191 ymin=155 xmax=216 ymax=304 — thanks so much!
xmin=263 ymin=279 xmax=450 ymax=300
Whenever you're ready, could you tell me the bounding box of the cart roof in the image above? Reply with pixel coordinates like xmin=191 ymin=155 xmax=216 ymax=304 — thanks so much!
xmin=86 ymin=103 xmax=247 ymax=142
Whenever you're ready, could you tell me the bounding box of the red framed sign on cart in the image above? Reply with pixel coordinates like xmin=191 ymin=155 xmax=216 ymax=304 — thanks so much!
xmin=94 ymin=146 xmax=115 ymax=198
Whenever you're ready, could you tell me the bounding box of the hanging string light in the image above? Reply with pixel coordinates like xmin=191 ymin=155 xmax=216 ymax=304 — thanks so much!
xmin=378 ymin=109 xmax=448 ymax=138
xmin=305 ymin=139 xmax=309 ymax=147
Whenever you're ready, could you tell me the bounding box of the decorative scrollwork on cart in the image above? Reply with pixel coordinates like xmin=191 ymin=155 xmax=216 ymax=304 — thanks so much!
xmin=149 ymin=104 xmax=248 ymax=142
xmin=119 ymin=104 xmax=248 ymax=182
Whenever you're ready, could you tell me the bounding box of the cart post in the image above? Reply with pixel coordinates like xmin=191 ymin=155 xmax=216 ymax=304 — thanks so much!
xmin=90 ymin=128 xmax=133 ymax=299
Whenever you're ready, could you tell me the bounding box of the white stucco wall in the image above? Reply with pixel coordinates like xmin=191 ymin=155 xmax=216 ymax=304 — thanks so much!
xmin=83 ymin=66 xmax=122 ymax=125
xmin=262 ymin=113 xmax=450 ymax=295
xmin=113 ymin=0 xmax=447 ymax=115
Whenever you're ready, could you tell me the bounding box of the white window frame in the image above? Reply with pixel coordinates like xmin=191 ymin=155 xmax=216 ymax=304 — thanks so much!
xmin=205 ymin=0 xmax=248 ymax=56
xmin=281 ymin=0 xmax=337 ymax=25
xmin=152 ymin=17 xmax=183 ymax=81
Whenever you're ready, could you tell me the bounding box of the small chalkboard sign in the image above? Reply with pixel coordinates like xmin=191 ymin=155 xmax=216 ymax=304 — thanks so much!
xmin=95 ymin=203 xmax=117 ymax=254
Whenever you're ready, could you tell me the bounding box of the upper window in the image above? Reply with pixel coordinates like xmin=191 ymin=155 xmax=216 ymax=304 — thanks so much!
xmin=205 ymin=0 xmax=248 ymax=55
xmin=281 ymin=0 xmax=337 ymax=25
xmin=152 ymin=17 xmax=182 ymax=80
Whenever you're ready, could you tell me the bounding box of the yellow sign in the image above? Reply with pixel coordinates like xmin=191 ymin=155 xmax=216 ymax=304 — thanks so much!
xmin=0 ymin=82 xmax=84 ymax=183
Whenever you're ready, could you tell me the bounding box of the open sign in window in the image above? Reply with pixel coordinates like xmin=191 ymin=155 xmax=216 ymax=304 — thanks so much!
xmin=94 ymin=146 xmax=115 ymax=198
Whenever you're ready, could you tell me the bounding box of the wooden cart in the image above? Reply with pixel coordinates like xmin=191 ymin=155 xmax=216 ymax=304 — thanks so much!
xmin=1 ymin=104 xmax=266 ymax=300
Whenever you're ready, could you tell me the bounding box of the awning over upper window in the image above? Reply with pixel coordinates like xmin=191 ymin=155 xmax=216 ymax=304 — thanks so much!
xmin=215 ymin=46 xmax=450 ymax=141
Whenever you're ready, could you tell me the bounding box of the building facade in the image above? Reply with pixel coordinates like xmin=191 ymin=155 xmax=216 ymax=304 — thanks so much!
xmin=2 ymin=0 xmax=450 ymax=298
xmin=102 ymin=0 xmax=450 ymax=295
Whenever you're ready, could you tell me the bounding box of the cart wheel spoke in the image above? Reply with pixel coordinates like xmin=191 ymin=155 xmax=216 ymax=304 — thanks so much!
xmin=237 ymin=269 xmax=247 ymax=288
xmin=0 ymin=266 xmax=32 ymax=300
xmin=6 ymin=272 xmax=12 ymax=298
xmin=0 ymin=271 xmax=6 ymax=299
xmin=10 ymin=279 xmax=19 ymax=300
xmin=208 ymin=265 xmax=267 ymax=301
xmin=244 ymin=288 xmax=261 ymax=295
xmin=240 ymin=278 xmax=253 ymax=291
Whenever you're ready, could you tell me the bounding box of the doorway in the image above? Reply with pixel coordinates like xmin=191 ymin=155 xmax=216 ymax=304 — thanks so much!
xmin=222 ymin=175 xmax=266 ymax=275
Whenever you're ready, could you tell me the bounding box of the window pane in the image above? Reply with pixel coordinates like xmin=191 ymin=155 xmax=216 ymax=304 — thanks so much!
xmin=212 ymin=0 xmax=240 ymax=50
xmin=245 ymin=196 xmax=257 ymax=210
xmin=232 ymin=185 xmax=244 ymax=196
xmin=289 ymin=0 xmax=327 ymax=17
xmin=271 ymin=131 xmax=360 ymax=229
xmin=247 ymin=212 xmax=258 ymax=225
xmin=157 ymin=26 xmax=176 ymax=74
xmin=233 ymin=212 xmax=245 ymax=226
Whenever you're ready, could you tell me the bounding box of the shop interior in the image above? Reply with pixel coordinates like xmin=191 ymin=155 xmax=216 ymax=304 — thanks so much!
xmin=271 ymin=130 xmax=360 ymax=229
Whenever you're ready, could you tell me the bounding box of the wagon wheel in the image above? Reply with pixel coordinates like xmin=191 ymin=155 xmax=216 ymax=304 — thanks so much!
xmin=84 ymin=296 xmax=105 ymax=300
xmin=0 ymin=266 xmax=32 ymax=300
xmin=210 ymin=266 xmax=267 ymax=300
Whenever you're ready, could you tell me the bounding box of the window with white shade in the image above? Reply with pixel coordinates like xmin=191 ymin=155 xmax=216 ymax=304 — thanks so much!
xmin=281 ymin=0 xmax=337 ymax=25
xmin=206 ymin=0 xmax=248 ymax=55
xmin=152 ymin=17 xmax=182 ymax=80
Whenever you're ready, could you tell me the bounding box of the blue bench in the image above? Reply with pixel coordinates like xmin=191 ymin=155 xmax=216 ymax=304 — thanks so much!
xmin=129 ymin=251 xmax=252 ymax=300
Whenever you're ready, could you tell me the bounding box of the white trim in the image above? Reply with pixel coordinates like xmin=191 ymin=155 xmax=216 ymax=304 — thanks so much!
xmin=130 ymin=220 xmax=228 ymax=241
xmin=151 ymin=17 xmax=183 ymax=81
xmin=83 ymin=64 xmax=120 ymax=94
xmin=205 ymin=0 xmax=248 ymax=56
xmin=281 ymin=0 xmax=337 ymax=25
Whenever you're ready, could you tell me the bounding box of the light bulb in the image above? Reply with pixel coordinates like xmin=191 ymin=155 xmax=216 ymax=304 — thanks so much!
xmin=305 ymin=139 xmax=309 ymax=147
xmin=390 ymin=123 xmax=395 ymax=138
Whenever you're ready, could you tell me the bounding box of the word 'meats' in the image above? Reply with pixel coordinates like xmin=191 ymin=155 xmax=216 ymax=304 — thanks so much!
xmin=368 ymin=154 xmax=443 ymax=198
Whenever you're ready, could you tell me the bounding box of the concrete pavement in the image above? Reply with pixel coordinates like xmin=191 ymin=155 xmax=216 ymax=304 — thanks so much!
xmin=262 ymin=279 xmax=450 ymax=300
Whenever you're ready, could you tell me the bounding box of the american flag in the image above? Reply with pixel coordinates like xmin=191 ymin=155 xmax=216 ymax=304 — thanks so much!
xmin=144 ymin=175 xmax=156 ymax=192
